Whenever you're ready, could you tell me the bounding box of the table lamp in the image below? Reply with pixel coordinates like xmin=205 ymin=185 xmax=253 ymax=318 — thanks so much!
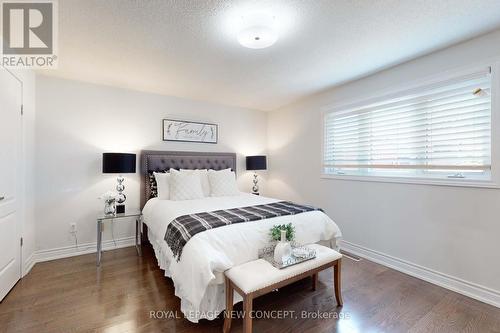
xmin=246 ymin=155 xmax=267 ymax=195
xmin=102 ymin=153 xmax=136 ymax=214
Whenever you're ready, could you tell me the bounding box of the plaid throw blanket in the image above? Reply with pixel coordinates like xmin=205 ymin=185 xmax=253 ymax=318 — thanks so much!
xmin=165 ymin=201 xmax=322 ymax=261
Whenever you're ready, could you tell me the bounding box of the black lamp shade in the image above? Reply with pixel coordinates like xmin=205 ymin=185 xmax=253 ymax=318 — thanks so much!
xmin=102 ymin=153 xmax=136 ymax=174
xmin=246 ymin=155 xmax=267 ymax=171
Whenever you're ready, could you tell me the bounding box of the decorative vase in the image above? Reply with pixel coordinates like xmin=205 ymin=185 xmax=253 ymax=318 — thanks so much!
xmin=274 ymin=229 xmax=292 ymax=264
xmin=104 ymin=199 xmax=116 ymax=216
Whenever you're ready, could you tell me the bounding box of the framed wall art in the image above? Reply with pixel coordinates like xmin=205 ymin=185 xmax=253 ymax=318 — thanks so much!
xmin=162 ymin=119 xmax=218 ymax=144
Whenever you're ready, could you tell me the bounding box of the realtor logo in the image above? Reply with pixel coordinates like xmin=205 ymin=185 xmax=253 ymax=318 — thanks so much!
xmin=1 ymin=0 xmax=58 ymax=68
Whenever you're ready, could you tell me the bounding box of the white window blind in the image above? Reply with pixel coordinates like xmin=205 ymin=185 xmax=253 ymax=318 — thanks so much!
xmin=323 ymin=68 xmax=492 ymax=180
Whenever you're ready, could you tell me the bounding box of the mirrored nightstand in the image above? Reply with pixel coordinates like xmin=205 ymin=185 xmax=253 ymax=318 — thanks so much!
xmin=96 ymin=210 xmax=142 ymax=266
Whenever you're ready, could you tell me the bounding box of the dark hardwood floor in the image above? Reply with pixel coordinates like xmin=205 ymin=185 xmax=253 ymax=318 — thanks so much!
xmin=1 ymin=245 xmax=499 ymax=333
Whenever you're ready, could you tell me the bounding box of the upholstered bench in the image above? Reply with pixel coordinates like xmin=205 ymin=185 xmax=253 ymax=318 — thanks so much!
xmin=223 ymin=244 xmax=343 ymax=333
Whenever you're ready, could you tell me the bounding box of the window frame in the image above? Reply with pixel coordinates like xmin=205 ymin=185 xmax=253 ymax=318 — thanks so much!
xmin=320 ymin=61 xmax=500 ymax=188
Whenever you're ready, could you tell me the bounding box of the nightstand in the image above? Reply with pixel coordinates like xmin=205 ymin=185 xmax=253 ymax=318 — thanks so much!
xmin=96 ymin=210 xmax=143 ymax=266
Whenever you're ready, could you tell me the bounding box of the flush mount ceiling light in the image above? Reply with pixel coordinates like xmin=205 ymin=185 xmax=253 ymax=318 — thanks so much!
xmin=237 ymin=13 xmax=278 ymax=49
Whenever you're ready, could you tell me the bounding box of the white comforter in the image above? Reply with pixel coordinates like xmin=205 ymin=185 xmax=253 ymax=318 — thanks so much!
xmin=142 ymin=193 xmax=342 ymax=322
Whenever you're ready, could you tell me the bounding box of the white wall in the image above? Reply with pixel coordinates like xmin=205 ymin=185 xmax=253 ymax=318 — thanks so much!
xmin=35 ymin=75 xmax=267 ymax=253
xmin=267 ymin=29 xmax=500 ymax=304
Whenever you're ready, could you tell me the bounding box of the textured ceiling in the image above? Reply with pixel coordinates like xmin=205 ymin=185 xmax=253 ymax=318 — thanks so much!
xmin=40 ymin=0 xmax=500 ymax=111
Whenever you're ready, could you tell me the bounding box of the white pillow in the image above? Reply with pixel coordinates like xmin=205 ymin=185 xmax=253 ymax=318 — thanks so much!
xmin=153 ymin=171 xmax=170 ymax=200
xmin=169 ymin=169 xmax=204 ymax=201
xmin=208 ymin=169 xmax=239 ymax=197
xmin=180 ymin=169 xmax=210 ymax=197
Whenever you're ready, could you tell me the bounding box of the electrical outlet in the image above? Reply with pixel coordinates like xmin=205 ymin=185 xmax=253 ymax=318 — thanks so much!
xmin=70 ymin=223 xmax=77 ymax=233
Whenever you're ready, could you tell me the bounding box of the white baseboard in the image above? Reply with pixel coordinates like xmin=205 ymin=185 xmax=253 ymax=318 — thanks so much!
xmin=340 ymin=240 xmax=500 ymax=308
xmin=23 ymin=236 xmax=136 ymax=275
xmin=23 ymin=252 xmax=36 ymax=277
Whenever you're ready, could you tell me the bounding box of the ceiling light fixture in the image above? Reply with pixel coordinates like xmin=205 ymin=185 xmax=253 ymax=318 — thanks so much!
xmin=237 ymin=13 xmax=278 ymax=49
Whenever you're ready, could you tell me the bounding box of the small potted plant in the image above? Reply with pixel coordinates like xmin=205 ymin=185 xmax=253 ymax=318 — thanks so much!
xmin=100 ymin=191 xmax=118 ymax=216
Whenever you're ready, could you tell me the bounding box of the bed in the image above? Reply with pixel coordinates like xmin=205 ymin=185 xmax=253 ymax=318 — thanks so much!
xmin=140 ymin=150 xmax=342 ymax=323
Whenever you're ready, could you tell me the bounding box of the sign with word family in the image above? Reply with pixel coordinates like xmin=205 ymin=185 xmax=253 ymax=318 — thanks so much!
xmin=163 ymin=119 xmax=218 ymax=144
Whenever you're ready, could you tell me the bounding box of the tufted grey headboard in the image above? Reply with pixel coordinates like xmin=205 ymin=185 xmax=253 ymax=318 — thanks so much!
xmin=140 ymin=150 xmax=237 ymax=209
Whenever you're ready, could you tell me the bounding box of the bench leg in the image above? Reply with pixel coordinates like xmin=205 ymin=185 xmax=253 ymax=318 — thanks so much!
xmin=333 ymin=259 xmax=343 ymax=306
xmin=223 ymin=278 xmax=233 ymax=333
xmin=243 ymin=295 xmax=253 ymax=333
xmin=312 ymin=273 xmax=318 ymax=291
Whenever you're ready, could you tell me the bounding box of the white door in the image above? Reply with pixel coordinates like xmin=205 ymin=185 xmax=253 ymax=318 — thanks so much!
xmin=0 ymin=66 xmax=22 ymax=302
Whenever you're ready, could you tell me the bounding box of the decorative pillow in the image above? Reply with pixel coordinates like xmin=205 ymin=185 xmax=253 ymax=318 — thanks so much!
xmin=180 ymin=169 xmax=210 ymax=197
xmin=148 ymin=172 xmax=158 ymax=198
xmin=169 ymin=169 xmax=205 ymax=201
xmin=153 ymin=171 xmax=170 ymax=200
xmin=208 ymin=169 xmax=239 ymax=197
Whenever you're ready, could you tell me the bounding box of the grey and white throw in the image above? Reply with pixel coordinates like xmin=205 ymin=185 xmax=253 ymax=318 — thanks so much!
xmin=165 ymin=201 xmax=322 ymax=261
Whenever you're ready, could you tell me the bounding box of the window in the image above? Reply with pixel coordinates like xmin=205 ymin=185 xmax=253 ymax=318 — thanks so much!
xmin=323 ymin=68 xmax=493 ymax=184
